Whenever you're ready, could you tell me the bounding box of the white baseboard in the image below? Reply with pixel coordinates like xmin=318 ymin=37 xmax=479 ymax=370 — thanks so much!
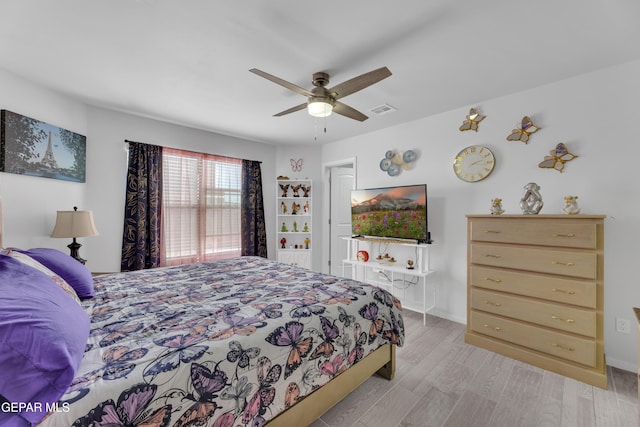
xmin=605 ymin=356 xmax=636 ymax=373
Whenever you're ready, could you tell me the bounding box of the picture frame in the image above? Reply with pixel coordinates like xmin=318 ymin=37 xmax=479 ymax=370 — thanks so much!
xmin=0 ymin=109 xmax=86 ymax=182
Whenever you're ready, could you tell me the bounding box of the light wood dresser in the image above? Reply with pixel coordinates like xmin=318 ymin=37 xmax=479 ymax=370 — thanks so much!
xmin=464 ymin=214 xmax=606 ymax=388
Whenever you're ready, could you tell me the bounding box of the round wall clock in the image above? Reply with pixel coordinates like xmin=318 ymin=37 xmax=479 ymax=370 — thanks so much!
xmin=356 ymin=250 xmax=369 ymax=262
xmin=453 ymin=145 xmax=496 ymax=183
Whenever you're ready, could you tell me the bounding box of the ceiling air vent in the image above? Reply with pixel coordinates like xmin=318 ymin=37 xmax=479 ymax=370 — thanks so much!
xmin=369 ymin=103 xmax=397 ymax=115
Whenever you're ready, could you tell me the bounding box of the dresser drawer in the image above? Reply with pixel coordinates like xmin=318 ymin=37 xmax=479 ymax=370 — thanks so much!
xmin=470 ymin=311 xmax=596 ymax=367
xmin=470 ymin=243 xmax=597 ymax=279
xmin=471 ymin=288 xmax=596 ymax=337
xmin=469 ymin=218 xmax=597 ymax=248
xmin=470 ymin=266 xmax=596 ymax=308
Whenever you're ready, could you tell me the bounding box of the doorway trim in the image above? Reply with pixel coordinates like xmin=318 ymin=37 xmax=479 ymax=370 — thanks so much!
xmin=321 ymin=157 xmax=357 ymax=274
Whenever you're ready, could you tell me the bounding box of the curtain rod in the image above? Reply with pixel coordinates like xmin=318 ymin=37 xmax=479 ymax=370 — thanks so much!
xmin=124 ymin=139 xmax=262 ymax=164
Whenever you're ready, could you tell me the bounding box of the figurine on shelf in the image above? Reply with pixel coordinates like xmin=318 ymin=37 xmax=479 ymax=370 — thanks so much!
xmin=280 ymin=237 xmax=287 ymax=248
xmin=302 ymin=185 xmax=311 ymax=197
xmin=304 ymin=237 xmax=311 ymax=249
xmin=303 ymin=201 xmax=309 ymax=213
xmin=293 ymin=221 xmax=298 ymax=232
xmin=279 ymin=183 xmax=290 ymax=197
xmin=490 ymin=198 xmax=505 ymax=215
xmin=281 ymin=201 xmax=288 ymax=214
xmin=406 ymin=259 xmax=415 ymax=270
xmin=281 ymin=222 xmax=288 ymax=232
xmin=291 ymin=184 xmax=302 ymax=197
xmin=291 ymin=202 xmax=300 ymax=215
xmin=562 ymin=195 xmax=581 ymax=215
xmin=302 ymin=222 xmax=309 ymax=232
xmin=520 ymin=182 xmax=543 ymax=215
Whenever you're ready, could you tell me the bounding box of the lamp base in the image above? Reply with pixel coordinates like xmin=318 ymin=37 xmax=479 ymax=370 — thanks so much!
xmin=67 ymin=238 xmax=87 ymax=265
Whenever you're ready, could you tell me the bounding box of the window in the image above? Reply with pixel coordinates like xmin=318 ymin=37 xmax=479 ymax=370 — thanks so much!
xmin=162 ymin=148 xmax=242 ymax=265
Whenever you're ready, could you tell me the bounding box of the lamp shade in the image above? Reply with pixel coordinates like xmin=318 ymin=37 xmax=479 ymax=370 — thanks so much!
xmin=51 ymin=208 xmax=99 ymax=238
xmin=307 ymin=100 xmax=333 ymax=118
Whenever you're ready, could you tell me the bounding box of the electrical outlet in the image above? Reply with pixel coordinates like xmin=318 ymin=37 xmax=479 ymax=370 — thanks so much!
xmin=616 ymin=317 xmax=631 ymax=334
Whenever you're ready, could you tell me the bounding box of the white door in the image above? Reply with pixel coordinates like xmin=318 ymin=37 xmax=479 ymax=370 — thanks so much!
xmin=329 ymin=166 xmax=355 ymax=276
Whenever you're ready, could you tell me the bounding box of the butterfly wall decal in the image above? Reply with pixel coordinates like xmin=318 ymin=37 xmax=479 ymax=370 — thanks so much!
xmin=290 ymin=158 xmax=303 ymax=172
xmin=506 ymin=116 xmax=540 ymax=143
xmin=538 ymin=142 xmax=578 ymax=173
xmin=459 ymin=108 xmax=486 ymax=132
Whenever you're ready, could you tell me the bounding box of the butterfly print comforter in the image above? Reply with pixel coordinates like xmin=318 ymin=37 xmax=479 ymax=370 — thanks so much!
xmin=38 ymin=256 xmax=404 ymax=427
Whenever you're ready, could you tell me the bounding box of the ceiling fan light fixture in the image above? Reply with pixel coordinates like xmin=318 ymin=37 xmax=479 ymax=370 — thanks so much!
xmin=307 ymin=98 xmax=334 ymax=118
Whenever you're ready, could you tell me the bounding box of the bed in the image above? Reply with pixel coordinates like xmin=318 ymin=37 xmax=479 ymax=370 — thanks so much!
xmin=0 ymin=231 xmax=404 ymax=426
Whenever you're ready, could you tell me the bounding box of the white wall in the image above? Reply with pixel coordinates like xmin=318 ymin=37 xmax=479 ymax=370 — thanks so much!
xmin=84 ymin=107 xmax=277 ymax=272
xmin=321 ymin=60 xmax=640 ymax=372
xmin=0 ymin=68 xmax=88 ymax=251
xmin=0 ymin=68 xmax=278 ymax=273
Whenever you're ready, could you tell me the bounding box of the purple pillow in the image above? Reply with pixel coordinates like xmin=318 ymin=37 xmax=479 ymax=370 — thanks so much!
xmin=14 ymin=248 xmax=94 ymax=299
xmin=0 ymin=255 xmax=90 ymax=425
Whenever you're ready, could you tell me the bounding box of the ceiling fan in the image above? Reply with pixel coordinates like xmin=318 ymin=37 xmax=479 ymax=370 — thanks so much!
xmin=249 ymin=66 xmax=392 ymax=122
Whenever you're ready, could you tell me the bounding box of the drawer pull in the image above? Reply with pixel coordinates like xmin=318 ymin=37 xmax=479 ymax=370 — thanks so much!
xmin=485 ymin=254 xmax=502 ymax=259
xmin=552 ymin=261 xmax=575 ymax=267
xmin=485 ymin=230 xmax=501 ymax=234
xmin=552 ymin=233 xmax=576 ymax=238
xmin=551 ymin=343 xmax=575 ymax=352
xmin=484 ymin=277 xmax=502 ymax=283
xmin=551 ymin=288 xmax=576 ymax=295
xmin=485 ymin=301 xmax=502 ymax=307
xmin=551 ymin=315 xmax=575 ymax=324
xmin=483 ymin=324 xmax=502 ymax=331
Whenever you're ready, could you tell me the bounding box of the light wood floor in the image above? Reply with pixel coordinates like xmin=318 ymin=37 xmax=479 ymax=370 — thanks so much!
xmin=310 ymin=311 xmax=638 ymax=427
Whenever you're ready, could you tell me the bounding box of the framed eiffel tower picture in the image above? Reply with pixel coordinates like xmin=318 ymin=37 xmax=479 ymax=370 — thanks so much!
xmin=0 ymin=110 xmax=86 ymax=182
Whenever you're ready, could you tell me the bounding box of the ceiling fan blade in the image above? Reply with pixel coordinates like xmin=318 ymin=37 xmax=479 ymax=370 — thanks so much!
xmin=249 ymin=68 xmax=313 ymax=97
xmin=329 ymin=66 xmax=392 ymax=100
xmin=274 ymin=103 xmax=307 ymax=117
xmin=333 ymin=101 xmax=368 ymax=122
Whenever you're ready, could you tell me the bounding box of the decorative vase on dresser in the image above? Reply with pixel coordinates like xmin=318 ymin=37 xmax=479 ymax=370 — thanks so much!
xmin=464 ymin=214 xmax=606 ymax=388
xmin=276 ymin=179 xmax=312 ymax=269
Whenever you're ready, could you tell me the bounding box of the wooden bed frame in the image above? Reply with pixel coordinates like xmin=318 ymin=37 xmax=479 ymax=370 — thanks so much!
xmin=0 ymin=199 xmax=397 ymax=426
xmin=268 ymin=344 xmax=396 ymax=426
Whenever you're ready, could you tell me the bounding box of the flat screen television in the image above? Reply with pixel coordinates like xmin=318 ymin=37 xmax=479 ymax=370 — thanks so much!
xmin=350 ymin=184 xmax=430 ymax=243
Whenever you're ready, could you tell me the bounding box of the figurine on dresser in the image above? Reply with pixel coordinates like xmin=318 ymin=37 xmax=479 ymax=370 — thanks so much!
xmin=562 ymin=195 xmax=581 ymax=215
xmin=490 ymin=198 xmax=505 ymax=215
xmin=520 ymin=182 xmax=543 ymax=214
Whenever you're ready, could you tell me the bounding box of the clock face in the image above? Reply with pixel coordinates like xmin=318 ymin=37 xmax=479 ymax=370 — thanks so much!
xmin=453 ymin=145 xmax=495 ymax=183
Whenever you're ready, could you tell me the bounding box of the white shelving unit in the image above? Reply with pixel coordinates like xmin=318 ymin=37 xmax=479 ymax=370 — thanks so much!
xmin=276 ymin=179 xmax=312 ymax=269
xmin=342 ymin=237 xmax=434 ymax=324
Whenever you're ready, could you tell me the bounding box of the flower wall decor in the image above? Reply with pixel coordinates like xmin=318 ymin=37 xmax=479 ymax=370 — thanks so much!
xmin=379 ymin=150 xmax=417 ymax=176
xmin=506 ymin=116 xmax=540 ymax=144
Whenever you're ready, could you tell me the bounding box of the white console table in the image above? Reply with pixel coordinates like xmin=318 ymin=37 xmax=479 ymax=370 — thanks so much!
xmin=342 ymin=237 xmax=434 ymax=325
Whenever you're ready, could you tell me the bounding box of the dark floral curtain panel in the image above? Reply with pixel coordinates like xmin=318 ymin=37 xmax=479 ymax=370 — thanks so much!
xmin=120 ymin=141 xmax=163 ymax=271
xmin=241 ymin=159 xmax=267 ymax=257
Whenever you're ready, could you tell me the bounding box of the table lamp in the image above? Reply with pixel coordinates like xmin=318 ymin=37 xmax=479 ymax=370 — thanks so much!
xmin=50 ymin=206 xmax=99 ymax=264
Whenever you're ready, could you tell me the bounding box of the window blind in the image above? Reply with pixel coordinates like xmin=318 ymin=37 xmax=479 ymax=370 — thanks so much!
xmin=162 ymin=147 xmax=242 ymax=265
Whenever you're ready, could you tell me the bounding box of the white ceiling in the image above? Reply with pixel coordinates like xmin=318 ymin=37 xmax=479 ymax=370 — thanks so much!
xmin=1 ymin=0 xmax=640 ymax=146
